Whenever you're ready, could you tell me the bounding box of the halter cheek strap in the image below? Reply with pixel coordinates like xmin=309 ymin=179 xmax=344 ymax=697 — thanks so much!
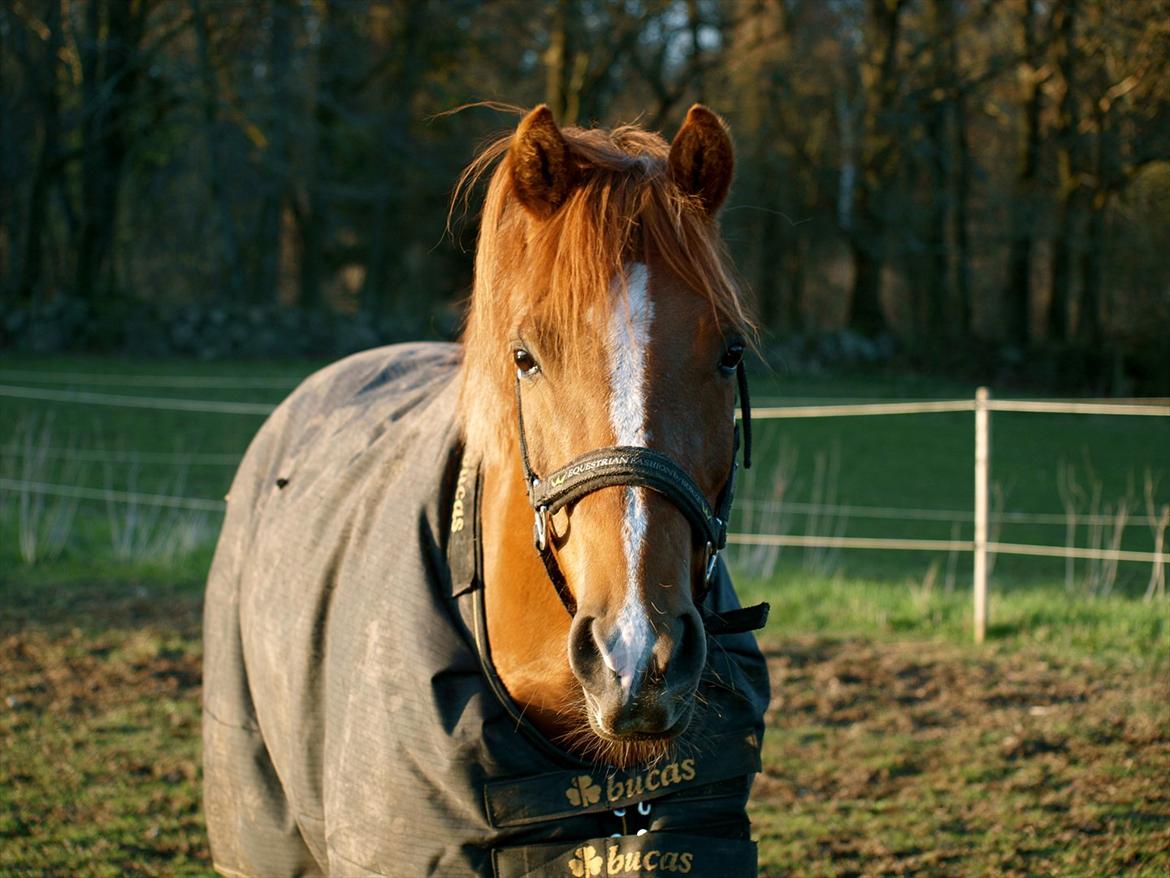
xmin=514 ymin=361 xmax=768 ymax=636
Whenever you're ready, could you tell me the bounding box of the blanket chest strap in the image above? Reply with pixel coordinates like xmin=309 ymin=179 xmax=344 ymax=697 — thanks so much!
xmin=484 ymin=728 xmax=760 ymax=828
xmin=492 ymin=831 xmax=756 ymax=878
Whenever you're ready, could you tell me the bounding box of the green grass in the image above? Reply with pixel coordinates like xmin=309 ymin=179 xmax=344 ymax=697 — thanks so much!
xmin=735 ymin=569 xmax=1169 ymax=664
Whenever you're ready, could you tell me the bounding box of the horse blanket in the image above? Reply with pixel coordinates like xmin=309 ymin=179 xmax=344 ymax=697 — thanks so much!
xmin=203 ymin=342 xmax=771 ymax=877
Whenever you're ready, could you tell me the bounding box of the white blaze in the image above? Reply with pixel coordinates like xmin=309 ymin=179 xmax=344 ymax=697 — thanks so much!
xmin=600 ymin=262 xmax=655 ymax=698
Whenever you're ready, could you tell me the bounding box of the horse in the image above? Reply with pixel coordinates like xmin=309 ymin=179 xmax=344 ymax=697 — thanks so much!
xmin=202 ymin=104 xmax=771 ymax=878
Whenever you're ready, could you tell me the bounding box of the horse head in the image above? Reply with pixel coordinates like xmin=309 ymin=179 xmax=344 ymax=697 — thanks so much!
xmin=461 ymin=104 xmax=753 ymax=765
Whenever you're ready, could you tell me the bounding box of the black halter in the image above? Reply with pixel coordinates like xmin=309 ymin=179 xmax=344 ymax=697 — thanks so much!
xmin=514 ymin=362 xmax=768 ymax=636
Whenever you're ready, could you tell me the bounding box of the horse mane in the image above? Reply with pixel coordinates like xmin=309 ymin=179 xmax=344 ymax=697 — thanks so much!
xmin=454 ymin=117 xmax=755 ymax=464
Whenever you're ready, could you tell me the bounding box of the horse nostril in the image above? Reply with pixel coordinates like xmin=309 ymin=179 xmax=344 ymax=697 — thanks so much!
xmin=568 ymin=614 xmax=603 ymax=680
xmin=669 ymin=608 xmax=706 ymax=682
xmin=644 ymin=658 xmax=666 ymax=689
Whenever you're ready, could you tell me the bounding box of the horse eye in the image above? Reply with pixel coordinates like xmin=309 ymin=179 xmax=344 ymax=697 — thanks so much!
xmin=719 ymin=343 xmax=744 ymax=373
xmin=514 ymin=348 xmax=539 ymax=375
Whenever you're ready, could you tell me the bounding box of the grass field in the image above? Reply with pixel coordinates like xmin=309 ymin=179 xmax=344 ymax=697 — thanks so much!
xmin=1 ymin=354 xmax=1168 ymax=876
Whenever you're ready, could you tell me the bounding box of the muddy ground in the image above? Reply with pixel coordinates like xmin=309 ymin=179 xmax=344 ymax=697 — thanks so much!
xmin=1 ymin=587 xmax=1167 ymax=877
xmin=753 ymin=636 xmax=1169 ymax=876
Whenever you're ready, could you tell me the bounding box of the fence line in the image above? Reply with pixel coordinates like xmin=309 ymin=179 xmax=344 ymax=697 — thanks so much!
xmin=986 ymin=540 xmax=1170 ymax=564
xmin=736 ymin=498 xmax=1163 ymax=527
xmin=7 ymin=477 xmax=1166 ymax=566
xmin=4 ymin=379 xmax=1168 ymax=641
xmin=5 ymin=381 xmax=1166 ymax=421
xmin=0 ymin=462 xmax=1154 ymax=525
xmin=728 ymin=533 xmax=972 ymax=552
xmin=0 ymin=448 xmax=242 ymax=466
xmin=752 ymin=400 xmax=975 ymax=419
xmin=753 ymin=395 xmax=1170 ymax=407
xmin=0 ymin=370 xmax=299 ymax=389
xmin=726 ymin=532 xmax=1169 ymax=564
xmin=0 ymin=384 xmax=277 ymax=415
xmin=751 ymin=397 xmax=1170 ymax=420
xmin=3 ymin=371 xmax=1164 ymax=408
xmin=0 ymin=442 xmax=1153 ymax=522
xmin=0 ymin=478 xmax=225 ymax=512
xmin=986 ymin=399 xmax=1170 ymax=417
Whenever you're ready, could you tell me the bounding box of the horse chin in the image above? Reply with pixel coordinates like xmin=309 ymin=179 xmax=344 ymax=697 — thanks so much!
xmin=578 ymin=699 xmax=696 ymax=769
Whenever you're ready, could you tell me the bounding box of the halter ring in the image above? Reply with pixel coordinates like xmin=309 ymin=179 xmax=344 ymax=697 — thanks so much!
xmin=704 ymin=542 xmax=719 ymax=584
xmin=533 ymin=506 xmax=549 ymax=551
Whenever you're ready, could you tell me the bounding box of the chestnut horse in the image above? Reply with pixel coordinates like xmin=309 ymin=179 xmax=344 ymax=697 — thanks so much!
xmin=203 ymin=105 xmax=770 ymax=877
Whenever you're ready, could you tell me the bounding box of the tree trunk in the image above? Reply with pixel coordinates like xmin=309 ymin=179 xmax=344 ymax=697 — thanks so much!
xmin=0 ymin=6 xmax=9 ymax=287
xmin=256 ymin=0 xmax=294 ymax=305
xmin=297 ymin=202 xmax=324 ymax=311
xmin=845 ymin=0 xmax=905 ymax=336
xmin=1078 ymin=193 xmax=1105 ymax=346
xmin=754 ymin=182 xmax=784 ymax=332
xmin=686 ymin=0 xmax=706 ymax=104
xmin=363 ymin=195 xmax=389 ymax=316
xmin=544 ymin=0 xmax=582 ymax=125
xmin=16 ymin=0 xmax=64 ymax=302
xmin=850 ymin=236 xmax=887 ymax=336
xmin=75 ymin=0 xmax=144 ymax=298
xmin=921 ymin=0 xmax=955 ymax=339
xmin=1074 ymin=75 xmax=1120 ymax=348
xmin=787 ymin=230 xmax=807 ymax=332
xmin=1048 ymin=193 xmax=1076 ymax=340
xmin=296 ymin=0 xmax=329 ymax=312
xmin=190 ymin=0 xmax=240 ymax=301
xmin=75 ymin=0 xmax=103 ymax=296
xmin=921 ymin=107 xmax=948 ymax=338
xmin=953 ymin=85 xmax=973 ymax=336
xmin=1004 ymin=0 xmax=1043 ymax=346
xmin=370 ymin=0 xmax=426 ymax=313
xmin=1048 ymin=0 xmax=1084 ymax=343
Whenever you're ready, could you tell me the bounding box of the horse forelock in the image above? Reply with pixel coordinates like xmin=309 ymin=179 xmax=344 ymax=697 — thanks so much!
xmin=456 ymin=118 xmax=754 ymax=464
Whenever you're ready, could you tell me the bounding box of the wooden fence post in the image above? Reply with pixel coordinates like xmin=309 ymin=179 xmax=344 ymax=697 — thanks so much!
xmin=974 ymin=387 xmax=990 ymax=643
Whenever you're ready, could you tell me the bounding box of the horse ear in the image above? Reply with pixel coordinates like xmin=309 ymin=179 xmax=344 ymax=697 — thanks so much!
xmin=668 ymin=104 xmax=734 ymax=216
xmin=510 ymin=105 xmax=575 ymax=219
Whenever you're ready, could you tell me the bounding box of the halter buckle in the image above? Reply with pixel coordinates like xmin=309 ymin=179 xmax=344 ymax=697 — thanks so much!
xmin=533 ymin=506 xmax=549 ymax=551
xmin=703 ymin=541 xmax=719 ymax=584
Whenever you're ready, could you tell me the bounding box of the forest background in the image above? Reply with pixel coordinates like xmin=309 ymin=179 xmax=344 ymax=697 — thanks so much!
xmin=2 ymin=0 xmax=1169 ymax=392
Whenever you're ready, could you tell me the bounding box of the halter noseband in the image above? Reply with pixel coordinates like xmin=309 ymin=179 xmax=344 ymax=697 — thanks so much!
xmin=514 ymin=362 xmax=768 ymax=635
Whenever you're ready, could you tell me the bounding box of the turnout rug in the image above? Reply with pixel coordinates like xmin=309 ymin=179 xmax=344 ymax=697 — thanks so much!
xmin=203 ymin=342 xmax=770 ymax=877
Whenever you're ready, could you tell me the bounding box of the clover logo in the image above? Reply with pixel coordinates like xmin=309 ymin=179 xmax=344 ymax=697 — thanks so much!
xmin=564 ymin=774 xmax=601 ymax=808
xmin=568 ymin=844 xmax=603 ymax=877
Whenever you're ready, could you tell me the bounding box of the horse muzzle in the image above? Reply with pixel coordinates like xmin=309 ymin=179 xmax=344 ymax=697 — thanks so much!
xmin=568 ymin=604 xmax=706 ymax=740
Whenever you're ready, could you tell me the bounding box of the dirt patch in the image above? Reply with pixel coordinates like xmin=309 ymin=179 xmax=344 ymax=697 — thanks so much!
xmin=754 ymin=636 xmax=1170 ymax=877
xmin=1 ymin=597 xmax=208 ymax=877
